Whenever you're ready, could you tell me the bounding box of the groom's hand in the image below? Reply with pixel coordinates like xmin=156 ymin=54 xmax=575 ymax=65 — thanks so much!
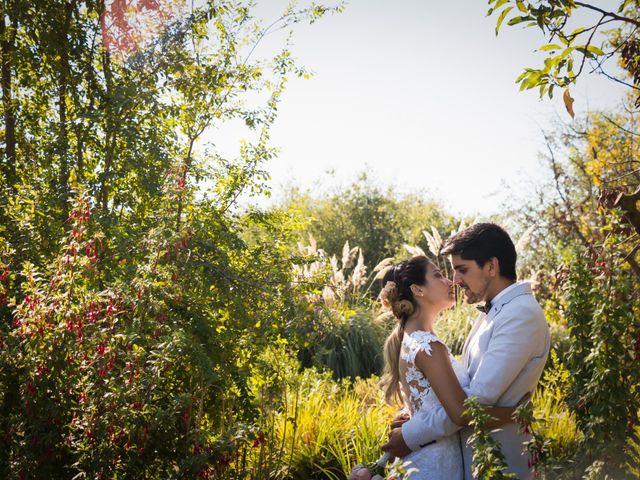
xmin=381 ymin=427 xmax=411 ymax=459
xmin=390 ymin=412 xmax=410 ymax=429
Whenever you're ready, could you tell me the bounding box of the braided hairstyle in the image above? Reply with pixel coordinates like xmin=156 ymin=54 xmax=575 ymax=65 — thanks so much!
xmin=379 ymin=255 xmax=430 ymax=405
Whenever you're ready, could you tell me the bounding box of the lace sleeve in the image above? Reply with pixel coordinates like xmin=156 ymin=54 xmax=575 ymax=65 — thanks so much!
xmin=401 ymin=331 xmax=446 ymax=363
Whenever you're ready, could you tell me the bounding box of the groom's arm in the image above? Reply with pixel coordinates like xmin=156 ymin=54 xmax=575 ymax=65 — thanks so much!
xmin=400 ymin=398 xmax=463 ymax=451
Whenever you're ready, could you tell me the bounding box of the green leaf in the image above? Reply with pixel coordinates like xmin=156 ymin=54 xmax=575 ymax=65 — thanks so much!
xmin=539 ymin=44 xmax=562 ymax=52
xmin=495 ymin=6 xmax=514 ymax=35
xmin=507 ymin=15 xmax=534 ymax=26
xmin=494 ymin=0 xmax=511 ymax=10
xmin=570 ymin=27 xmax=588 ymax=37
xmin=560 ymin=47 xmax=576 ymax=59
xmin=619 ymin=0 xmax=633 ymax=13
xmin=488 ymin=0 xmax=510 ymax=16
xmin=586 ymin=45 xmax=605 ymax=56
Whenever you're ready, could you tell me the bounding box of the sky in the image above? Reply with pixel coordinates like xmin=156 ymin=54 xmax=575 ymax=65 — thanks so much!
xmin=206 ymin=0 xmax=628 ymax=217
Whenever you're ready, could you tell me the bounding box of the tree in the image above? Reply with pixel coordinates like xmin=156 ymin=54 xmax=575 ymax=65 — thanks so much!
xmin=281 ymin=177 xmax=461 ymax=275
xmin=0 ymin=0 xmax=341 ymax=477
xmin=487 ymin=1 xmax=640 ymax=98
xmin=487 ymin=0 xmax=640 ymax=274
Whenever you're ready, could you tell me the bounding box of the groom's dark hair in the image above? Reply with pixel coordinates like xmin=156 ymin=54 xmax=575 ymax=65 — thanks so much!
xmin=440 ymin=223 xmax=517 ymax=281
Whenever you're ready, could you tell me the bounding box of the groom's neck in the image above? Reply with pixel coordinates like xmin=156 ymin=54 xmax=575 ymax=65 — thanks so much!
xmin=485 ymin=277 xmax=516 ymax=303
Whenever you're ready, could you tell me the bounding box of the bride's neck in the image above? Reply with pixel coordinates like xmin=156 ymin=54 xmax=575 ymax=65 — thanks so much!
xmin=406 ymin=304 xmax=439 ymax=333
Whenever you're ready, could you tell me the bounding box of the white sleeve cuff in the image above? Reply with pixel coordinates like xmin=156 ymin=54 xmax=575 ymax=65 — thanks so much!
xmin=401 ymin=416 xmax=434 ymax=451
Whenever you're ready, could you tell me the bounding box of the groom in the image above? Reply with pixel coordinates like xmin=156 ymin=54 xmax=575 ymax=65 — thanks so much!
xmin=382 ymin=223 xmax=550 ymax=479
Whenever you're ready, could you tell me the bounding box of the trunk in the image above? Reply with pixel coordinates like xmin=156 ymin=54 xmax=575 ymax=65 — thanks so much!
xmin=0 ymin=6 xmax=16 ymax=187
xmin=101 ymin=131 xmax=117 ymax=211
xmin=175 ymin=138 xmax=195 ymax=230
xmin=100 ymin=48 xmax=115 ymax=212
xmin=58 ymin=1 xmax=75 ymax=209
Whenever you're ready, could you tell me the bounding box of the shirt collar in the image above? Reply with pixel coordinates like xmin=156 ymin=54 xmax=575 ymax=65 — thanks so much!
xmin=488 ymin=281 xmax=520 ymax=306
xmin=485 ymin=282 xmax=533 ymax=318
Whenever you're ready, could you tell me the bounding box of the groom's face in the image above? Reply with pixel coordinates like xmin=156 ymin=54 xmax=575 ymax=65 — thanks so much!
xmin=449 ymin=254 xmax=491 ymax=304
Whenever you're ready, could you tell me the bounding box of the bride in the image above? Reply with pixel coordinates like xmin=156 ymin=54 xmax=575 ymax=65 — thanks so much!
xmin=362 ymin=256 xmax=521 ymax=479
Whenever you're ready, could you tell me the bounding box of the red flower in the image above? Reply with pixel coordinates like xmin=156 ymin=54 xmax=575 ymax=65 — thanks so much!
xmin=107 ymin=356 xmax=116 ymax=371
xmin=107 ymin=299 xmax=117 ymax=317
xmin=252 ymin=432 xmax=266 ymax=448
xmin=25 ymin=381 xmax=37 ymax=396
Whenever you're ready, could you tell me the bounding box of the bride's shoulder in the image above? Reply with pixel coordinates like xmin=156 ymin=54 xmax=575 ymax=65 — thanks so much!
xmin=402 ymin=330 xmax=448 ymax=361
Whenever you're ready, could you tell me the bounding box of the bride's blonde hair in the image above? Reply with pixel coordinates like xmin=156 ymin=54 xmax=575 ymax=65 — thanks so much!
xmin=378 ymin=256 xmax=430 ymax=405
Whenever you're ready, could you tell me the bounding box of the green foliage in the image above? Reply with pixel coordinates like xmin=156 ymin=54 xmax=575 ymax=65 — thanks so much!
xmin=626 ymin=425 xmax=640 ymax=478
xmin=486 ymin=1 xmax=639 ymax=97
xmin=0 ymin=1 xmax=341 ymax=477
xmin=434 ymin=301 xmax=475 ymax=358
xmin=231 ymin=345 xmax=395 ymax=480
xmin=562 ymin=229 xmax=640 ymax=477
xmin=529 ymin=351 xmax=581 ymax=478
xmin=281 ymin=179 xmax=460 ymax=276
xmin=313 ymin=310 xmax=387 ymax=381
xmin=463 ymin=396 xmax=517 ymax=479
xmin=291 ymin=237 xmax=389 ymax=380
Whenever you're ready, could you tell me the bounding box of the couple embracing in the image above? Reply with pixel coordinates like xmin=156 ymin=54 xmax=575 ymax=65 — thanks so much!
xmin=353 ymin=223 xmax=551 ymax=479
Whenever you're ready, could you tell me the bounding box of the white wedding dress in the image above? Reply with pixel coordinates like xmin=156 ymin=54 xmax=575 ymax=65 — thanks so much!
xmin=396 ymin=330 xmax=469 ymax=479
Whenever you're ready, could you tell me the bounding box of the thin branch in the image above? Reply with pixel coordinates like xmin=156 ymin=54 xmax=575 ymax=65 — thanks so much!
xmin=602 ymin=114 xmax=640 ymax=137
xmin=572 ymin=14 xmax=606 ymax=82
xmin=596 ymin=67 xmax=640 ymax=92
xmin=603 ymin=168 xmax=640 ymax=183
xmin=545 ymin=135 xmax=592 ymax=248
xmin=562 ymin=17 xmax=617 ymax=43
xmin=622 ymin=243 xmax=640 ymax=278
xmin=575 ymin=2 xmax=640 ymax=28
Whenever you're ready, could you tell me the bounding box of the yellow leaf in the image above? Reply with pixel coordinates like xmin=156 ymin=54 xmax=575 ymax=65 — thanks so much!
xmin=563 ymin=89 xmax=575 ymax=119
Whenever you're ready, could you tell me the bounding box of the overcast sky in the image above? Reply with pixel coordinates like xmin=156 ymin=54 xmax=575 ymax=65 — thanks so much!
xmin=206 ymin=0 xmax=627 ymax=217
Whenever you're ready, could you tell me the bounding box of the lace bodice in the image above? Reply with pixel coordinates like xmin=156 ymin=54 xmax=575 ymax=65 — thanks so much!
xmin=399 ymin=330 xmax=470 ymax=415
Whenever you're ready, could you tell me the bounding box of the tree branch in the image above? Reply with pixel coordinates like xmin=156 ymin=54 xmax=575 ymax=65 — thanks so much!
xmin=575 ymin=2 xmax=640 ymax=28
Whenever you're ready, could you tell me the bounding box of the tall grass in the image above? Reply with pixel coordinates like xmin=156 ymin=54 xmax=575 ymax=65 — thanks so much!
xmin=532 ymin=354 xmax=581 ymax=459
xmin=434 ymin=301 xmax=475 ymax=357
xmin=626 ymin=425 xmax=640 ymax=478
xmin=316 ymin=310 xmax=387 ymax=381
xmin=278 ymin=373 xmax=394 ymax=479
xmin=224 ymin=346 xmax=394 ymax=480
